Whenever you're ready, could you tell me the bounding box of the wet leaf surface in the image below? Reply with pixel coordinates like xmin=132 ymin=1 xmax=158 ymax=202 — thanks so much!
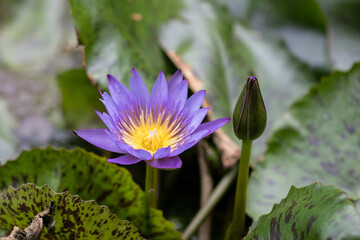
xmin=160 ymin=0 xmax=317 ymax=162
xmin=246 ymin=0 xmax=360 ymax=71
xmin=246 ymin=183 xmax=360 ymax=240
xmin=0 ymin=148 xmax=181 ymax=240
xmin=247 ymin=63 xmax=360 ymax=220
xmin=0 ymin=183 xmax=144 ymax=239
xmin=68 ymin=0 xmax=182 ymax=87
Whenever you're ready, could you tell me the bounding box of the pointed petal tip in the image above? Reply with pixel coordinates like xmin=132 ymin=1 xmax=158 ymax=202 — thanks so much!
xmin=107 ymin=74 xmax=117 ymax=82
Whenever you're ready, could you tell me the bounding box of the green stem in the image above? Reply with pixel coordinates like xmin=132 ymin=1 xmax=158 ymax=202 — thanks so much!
xmin=145 ymin=164 xmax=159 ymax=208
xmin=183 ymin=167 xmax=238 ymax=240
xmin=232 ymin=140 xmax=252 ymax=239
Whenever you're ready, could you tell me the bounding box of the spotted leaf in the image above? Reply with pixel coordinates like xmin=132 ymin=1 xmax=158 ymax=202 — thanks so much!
xmin=247 ymin=63 xmax=360 ymax=220
xmin=0 ymin=183 xmax=144 ymax=239
xmin=245 ymin=183 xmax=360 ymax=240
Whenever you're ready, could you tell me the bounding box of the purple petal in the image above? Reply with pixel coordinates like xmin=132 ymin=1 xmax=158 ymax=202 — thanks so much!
xmin=100 ymin=92 xmax=120 ymax=119
xmin=169 ymin=130 xmax=209 ymax=157
xmin=184 ymin=90 xmax=205 ymax=117
xmin=108 ymin=155 xmax=142 ymax=165
xmin=167 ymin=70 xmax=183 ymax=90
xmin=167 ymin=79 xmax=188 ymax=110
xmin=193 ymin=118 xmax=230 ymax=137
xmin=145 ymin=156 xmax=182 ymax=169
xmin=107 ymin=74 xmax=130 ymax=108
xmin=153 ymin=146 xmax=171 ymax=159
xmin=130 ymin=68 xmax=149 ymax=104
xmin=74 ymin=129 xmax=124 ymax=153
xmin=95 ymin=111 xmax=116 ymax=130
xmin=150 ymin=71 xmax=168 ymax=108
xmin=115 ymin=141 xmax=153 ymax=160
xmin=185 ymin=107 xmax=209 ymax=133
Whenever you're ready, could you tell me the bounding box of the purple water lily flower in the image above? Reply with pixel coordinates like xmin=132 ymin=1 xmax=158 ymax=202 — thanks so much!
xmin=75 ymin=69 xmax=230 ymax=169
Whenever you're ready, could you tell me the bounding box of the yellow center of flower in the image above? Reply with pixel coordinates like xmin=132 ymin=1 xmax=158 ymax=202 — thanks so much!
xmin=118 ymin=106 xmax=187 ymax=155
xmin=141 ymin=129 xmax=162 ymax=152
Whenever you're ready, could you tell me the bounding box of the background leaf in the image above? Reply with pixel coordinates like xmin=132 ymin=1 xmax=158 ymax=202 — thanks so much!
xmin=57 ymin=69 xmax=105 ymax=129
xmin=68 ymin=0 xmax=182 ymax=87
xmin=0 ymin=99 xmax=16 ymax=163
xmin=160 ymin=0 xmax=317 ymax=161
xmin=245 ymin=183 xmax=360 ymax=240
xmin=0 ymin=0 xmax=77 ymax=73
xmin=0 ymin=183 xmax=144 ymax=239
xmin=0 ymin=148 xmax=181 ymax=240
xmin=247 ymin=63 xmax=360 ymax=220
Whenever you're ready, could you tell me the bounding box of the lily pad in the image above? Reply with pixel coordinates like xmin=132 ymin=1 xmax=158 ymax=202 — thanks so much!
xmin=247 ymin=63 xmax=360 ymax=220
xmin=159 ymin=0 xmax=317 ymax=161
xmin=0 ymin=0 xmax=77 ymax=73
xmin=245 ymin=0 xmax=360 ymax=71
xmin=0 ymin=183 xmax=143 ymax=239
xmin=57 ymin=69 xmax=105 ymax=129
xmin=68 ymin=0 xmax=182 ymax=87
xmin=245 ymin=183 xmax=360 ymax=240
xmin=0 ymin=147 xmax=181 ymax=239
xmin=0 ymin=99 xmax=16 ymax=163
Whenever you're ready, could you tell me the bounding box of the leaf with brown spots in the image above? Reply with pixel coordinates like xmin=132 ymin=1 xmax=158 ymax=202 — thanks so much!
xmin=245 ymin=183 xmax=360 ymax=240
xmin=248 ymin=63 xmax=360 ymax=220
xmin=0 ymin=183 xmax=144 ymax=239
xmin=0 ymin=148 xmax=181 ymax=240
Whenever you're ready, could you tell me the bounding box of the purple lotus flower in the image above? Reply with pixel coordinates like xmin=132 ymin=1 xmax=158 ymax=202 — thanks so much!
xmin=75 ymin=69 xmax=230 ymax=169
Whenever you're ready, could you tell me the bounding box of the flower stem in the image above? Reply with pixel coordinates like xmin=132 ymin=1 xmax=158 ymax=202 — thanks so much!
xmin=232 ymin=140 xmax=252 ymax=239
xmin=183 ymin=167 xmax=238 ymax=240
xmin=145 ymin=164 xmax=159 ymax=208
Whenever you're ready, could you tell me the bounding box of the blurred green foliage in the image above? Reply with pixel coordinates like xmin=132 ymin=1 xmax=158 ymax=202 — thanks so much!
xmin=0 ymin=0 xmax=359 ymax=239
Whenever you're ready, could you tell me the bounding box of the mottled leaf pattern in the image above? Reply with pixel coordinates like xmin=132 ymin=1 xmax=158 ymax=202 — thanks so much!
xmin=246 ymin=183 xmax=360 ymax=240
xmin=0 ymin=148 xmax=181 ymax=240
xmin=247 ymin=63 xmax=360 ymax=220
xmin=0 ymin=183 xmax=144 ymax=239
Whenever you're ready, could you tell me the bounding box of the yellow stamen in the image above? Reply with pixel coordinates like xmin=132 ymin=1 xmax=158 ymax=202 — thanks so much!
xmin=141 ymin=129 xmax=162 ymax=152
xmin=118 ymin=105 xmax=187 ymax=155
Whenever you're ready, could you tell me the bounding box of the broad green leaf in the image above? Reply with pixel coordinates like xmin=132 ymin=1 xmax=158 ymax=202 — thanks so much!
xmin=245 ymin=183 xmax=360 ymax=240
xmin=0 ymin=148 xmax=181 ymax=240
xmin=159 ymin=0 xmax=316 ymax=160
xmin=315 ymin=0 xmax=360 ymax=70
xmin=57 ymin=69 xmax=105 ymax=129
xmin=0 ymin=98 xmax=16 ymax=163
xmin=246 ymin=0 xmax=329 ymax=69
xmin=0 ymin=183 xmax=144 ymax=239
xmin=0 ymin=0 xmax=77 ymax=72
xmin=68 ymin=0 xmax=182 ymax=87
xmin=245 ymin=0 xmax=360 ymax=71
xmin=247 ymin=63 xmax=360 ymax=220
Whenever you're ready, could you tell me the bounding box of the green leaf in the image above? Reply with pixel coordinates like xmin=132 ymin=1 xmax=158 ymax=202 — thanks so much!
xmin=0 ymin=98 xmax=16 ymax=163
xmin=159 ymin=0 xmax=316 ymax=160
xmin=57 ymin=69 xmax=105 ymax=129
xmin=68 ymin=0 xmax=182 ymax=87
xmin=247 ymin=63 xmax=360 ymax=220
xmin=0 ymin=148 xmax=181 ymax=240
xmin=315 ymin=0 xmax=360 ymax=70
xmin=0 ymin=0 xmax=77 ymax=72
xmin=246 ymin=0 xmax=360 ymax=70
xmin=245 ymin=183 xmax=360 ymax=240
xmin=245 ymin=0 xmax=329 ymax=69
xmin=0 ymin=183 xmax=144 ymax=239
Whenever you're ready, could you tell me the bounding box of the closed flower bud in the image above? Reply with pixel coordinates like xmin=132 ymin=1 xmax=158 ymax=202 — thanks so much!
xmin=233 ymin=77 xmax=266 ymax=141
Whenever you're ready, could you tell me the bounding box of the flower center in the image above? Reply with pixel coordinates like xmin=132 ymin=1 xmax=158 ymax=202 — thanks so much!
xmin=141 ymin=129 xmax=162 ymax=152
xmin=117 ymin=105 xmax=188 ymax=155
